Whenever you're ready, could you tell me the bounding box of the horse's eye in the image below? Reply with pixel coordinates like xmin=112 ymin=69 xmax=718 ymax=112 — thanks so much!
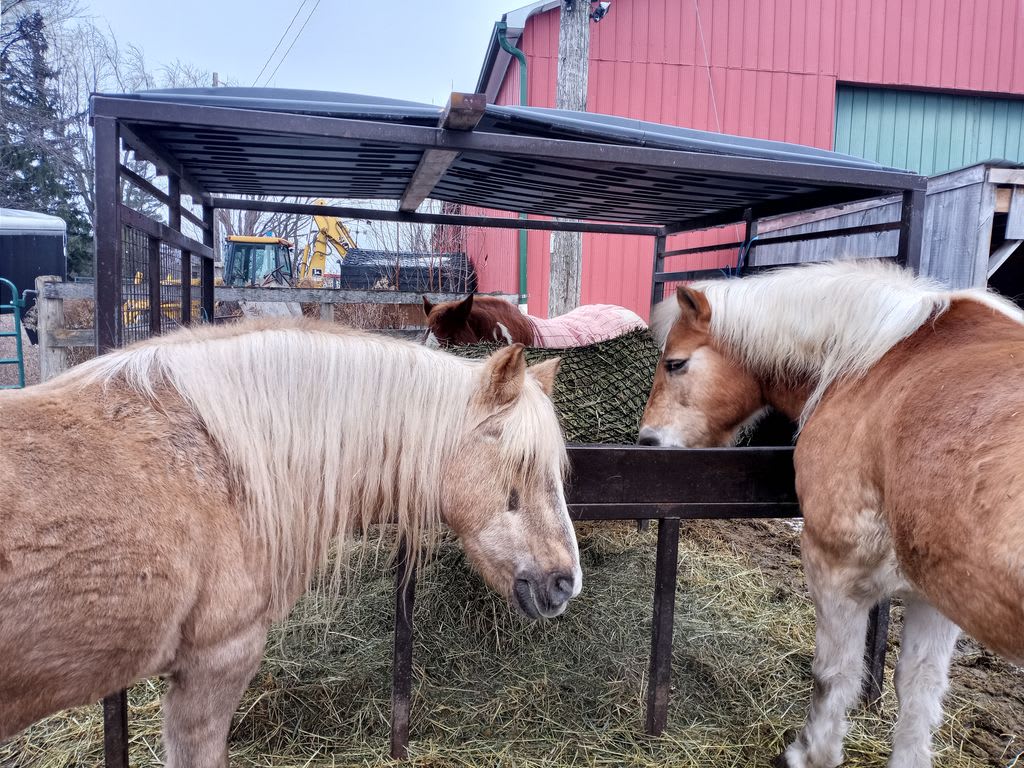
xmin=508 ymin=488 xmax=520 ymax=511
xmin=665 ymin=358 xmax=689 ymax=374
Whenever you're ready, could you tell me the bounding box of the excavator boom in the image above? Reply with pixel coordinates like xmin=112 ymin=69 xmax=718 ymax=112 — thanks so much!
xmin=297 ymin=200 xmax=358 ymax=285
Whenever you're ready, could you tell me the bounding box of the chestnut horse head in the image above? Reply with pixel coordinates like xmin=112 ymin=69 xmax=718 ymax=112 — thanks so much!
xmin=423 ymin=294 xmax=534 ymax=346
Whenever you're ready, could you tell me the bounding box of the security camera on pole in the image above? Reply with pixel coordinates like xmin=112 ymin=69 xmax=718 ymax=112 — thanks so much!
xmin=549 ymin=0 xmax=610 ymax=317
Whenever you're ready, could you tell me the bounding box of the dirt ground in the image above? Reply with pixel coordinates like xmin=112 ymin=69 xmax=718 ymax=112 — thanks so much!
xmin=687 ymin=519 xmax=1024 ymax=766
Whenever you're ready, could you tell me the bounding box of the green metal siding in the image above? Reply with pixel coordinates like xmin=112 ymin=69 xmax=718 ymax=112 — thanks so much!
xmin=835 ymin=86 xmax=1024 ymax=175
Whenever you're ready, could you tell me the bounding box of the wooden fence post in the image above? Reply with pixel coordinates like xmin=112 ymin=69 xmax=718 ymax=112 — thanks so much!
xmin=35 ymin=275 xmax=67 ymax=383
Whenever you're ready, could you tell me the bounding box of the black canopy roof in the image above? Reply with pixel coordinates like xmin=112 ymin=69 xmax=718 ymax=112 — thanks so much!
xmin=90 ymin=87 xmax=924 ymax=230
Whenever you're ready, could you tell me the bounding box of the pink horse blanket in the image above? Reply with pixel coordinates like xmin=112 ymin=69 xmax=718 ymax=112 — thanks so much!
xmin=529 ymin=304 xmax=647 ymax=348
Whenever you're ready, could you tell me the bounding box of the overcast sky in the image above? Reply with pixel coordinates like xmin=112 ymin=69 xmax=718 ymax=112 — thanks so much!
xmin=82 ymin=0 xmax=519 ymax=105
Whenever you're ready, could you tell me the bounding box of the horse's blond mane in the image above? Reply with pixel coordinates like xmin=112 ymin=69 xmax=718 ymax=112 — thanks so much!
xmin=65 ymin=319 xmax=565 ymax=617
xmin=654 ymin=260 xmax=1024 ymax=424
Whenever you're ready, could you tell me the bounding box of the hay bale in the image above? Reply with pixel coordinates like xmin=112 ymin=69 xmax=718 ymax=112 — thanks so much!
xmin=446 ymin=329 xmax=662 ymax=444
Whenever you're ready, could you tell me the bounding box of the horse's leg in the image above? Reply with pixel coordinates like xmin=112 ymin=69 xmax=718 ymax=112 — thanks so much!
xmin=779 ymin=543 xmax=876 ymax=768
xmin=162 ymin=624 xmax=267 ymax=768
xmin=888 ymin=597 xmax=960 ymax=768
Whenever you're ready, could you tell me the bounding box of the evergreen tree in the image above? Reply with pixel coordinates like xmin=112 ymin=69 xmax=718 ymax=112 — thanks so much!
xmin=1 ymin=6 xmax=93 ymax=275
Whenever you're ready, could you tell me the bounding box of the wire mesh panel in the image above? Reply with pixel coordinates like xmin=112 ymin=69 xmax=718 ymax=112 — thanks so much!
xmin=158 ymin=242 xmax=183 ymax=331
xmin=119 ymin=225 xmax=208 ymax=342
xmin=121 ymin=225 xmax=150 ymax=344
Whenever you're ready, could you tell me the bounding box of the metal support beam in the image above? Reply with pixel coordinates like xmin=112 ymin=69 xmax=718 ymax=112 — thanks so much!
xmin=399 ymin=150 xmax=459 ymax=212
xmin=897 ymin=188 xmax=926 ymax=273
xmin=102 ymin=690 xmax=129 ymax=768
xmin=118 ymin=123 xmax=207 ymax=201
xmin=94 ymin=117 xmax=121 ymax=353
xmin=119 ymin=164 xmax=170 ymax=206
xmin=663 ymin=188 xmax=903 ymax=237
xmin=167 ymin=175 xmax=181 ymax=231
xmin=661 ymin=240 xmax=744 ymax=259
xmin=201 ymin=204 xmax=215 ymax=323
xmin=390 ymin=544 xmax=417 ymax=760
xmin=210 ymin=197 xmax=663 ymax=237
xmin=739 ymin=208 xmax=757 ymax=271
xmin=399 ymin=93 xmax=486 ymax=213
xmin=118 ymin=205 xmax=213 ymax=259
xmin=650 ymin=233 xmax=667 ymax=308
xmin=645 ymin=517 xmax=680 ymax=736
xmin=148 ymin=235 xmax=162 ymax=336
xmin=862 ymin=600 xmax=891 ymax=710
xmin=180 ymin=250 xmax=192 ymax=325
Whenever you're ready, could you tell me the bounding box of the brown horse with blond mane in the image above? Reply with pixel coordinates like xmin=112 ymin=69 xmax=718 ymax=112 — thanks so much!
xmin=0 ymin=319 xmax=580 ymax=767
xmin=639 ymin=260 xmax=1024 ymax=768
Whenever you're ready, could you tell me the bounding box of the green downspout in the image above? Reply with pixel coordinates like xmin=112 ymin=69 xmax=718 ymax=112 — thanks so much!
xmin=496 ymin=22 xmax=529 ymax=309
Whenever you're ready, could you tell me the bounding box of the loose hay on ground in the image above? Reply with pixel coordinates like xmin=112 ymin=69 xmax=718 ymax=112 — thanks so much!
xmin=3 ymin=521 xmax=1019 ymax=767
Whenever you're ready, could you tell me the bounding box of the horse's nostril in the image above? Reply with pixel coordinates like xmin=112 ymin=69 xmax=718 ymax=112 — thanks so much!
xmin=549 ymin=572 xmax=575 ymax=604
xmin=637 ymin=428 xmax=661 ymax=446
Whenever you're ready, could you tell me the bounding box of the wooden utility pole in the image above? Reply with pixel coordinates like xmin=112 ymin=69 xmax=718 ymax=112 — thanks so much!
xmin=548 ymin=0 xmax=591 ymax=317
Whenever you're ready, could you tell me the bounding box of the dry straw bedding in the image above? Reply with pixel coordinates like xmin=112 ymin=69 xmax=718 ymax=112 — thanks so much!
xmin=2 ymin=521 xmax=1020 ymax=768
xmin=2 ymin=327 xmax=1020 ymax=766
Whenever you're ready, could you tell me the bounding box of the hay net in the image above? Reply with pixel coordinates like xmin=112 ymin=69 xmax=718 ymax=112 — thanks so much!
xmin=445 ymin=328 xmax=661 ymax=445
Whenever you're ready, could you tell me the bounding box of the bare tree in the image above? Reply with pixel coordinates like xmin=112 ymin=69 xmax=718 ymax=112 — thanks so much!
xmin=49 ymin=17 xmax=216 ymax=229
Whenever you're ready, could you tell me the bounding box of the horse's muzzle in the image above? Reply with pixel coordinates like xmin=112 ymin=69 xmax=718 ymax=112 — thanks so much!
xmin=636 ymin=426 xmax=662 ymax=446
xmin=513 ymin=570 xmax=577 ymax=620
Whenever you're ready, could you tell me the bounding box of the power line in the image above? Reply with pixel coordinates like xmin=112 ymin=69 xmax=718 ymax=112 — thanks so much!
xmin=263 ymin=0 xmax=322 ymax=86
xmin=251 ymin=0 xmax=308 ymax=87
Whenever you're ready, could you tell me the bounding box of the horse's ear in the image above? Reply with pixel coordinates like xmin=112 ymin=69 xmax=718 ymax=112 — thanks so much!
xmin=527 ymin=357 xmax=560 ymax=398
xmin=675 ymin=286 xmax=711 ymax=325
xmin=480 ymin=343 xmax=526 ymax=406
xmin=452 ymin=294 xmax=474 ymax=323
xmin=422 ymin=296 xmax=434 ymax=316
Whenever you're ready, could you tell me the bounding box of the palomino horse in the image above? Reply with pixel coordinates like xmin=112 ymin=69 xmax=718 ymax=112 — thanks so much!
xmin=0 ymin=319 xmax=581 ymax=767
xmin=423 ymin=294 xmax=646 ymax=347
xmin=638 ymin=260 xmax=1024 ymax=768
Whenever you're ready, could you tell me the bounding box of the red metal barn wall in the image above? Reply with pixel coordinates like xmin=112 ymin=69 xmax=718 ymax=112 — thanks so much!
xmin=468 ymin=0 xmax=1024 ymax=318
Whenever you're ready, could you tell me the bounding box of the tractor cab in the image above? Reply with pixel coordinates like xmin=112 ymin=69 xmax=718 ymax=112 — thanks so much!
xmin=223 ymin=236 xmax=295 ymax=287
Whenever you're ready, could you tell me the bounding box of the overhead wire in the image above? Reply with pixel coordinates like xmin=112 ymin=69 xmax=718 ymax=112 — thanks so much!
xmin=251 ymin=0 xmax=308 ymax=87
xmin=263 ymin=0 xmax=323 ymax=87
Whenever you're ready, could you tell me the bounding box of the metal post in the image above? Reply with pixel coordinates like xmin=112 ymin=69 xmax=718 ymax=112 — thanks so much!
xmin=201 ymin=204 xmax=215 ymax=322
xmin=897 ymin=187 xmax=926 ymax=274
xmin=739 ymin=208 xmax=757 ymax=272
xmin=861 ymin=599 xmax=891 ymax=709
xmin=166 ymin=175 xmax=181 ymax=231
xmin=147 ymin=236 xmax=161 ymax=336
xmin=103 ymin=690 xmax=129 ymax=768
xmin=93 ymin=117 xmax=121 ymax=353
xmin=94 ymin=104 xmax=131 ymax=748
xmin=390 ymin=544 xmax=417 ymax=760
xmin=180 ymin=251 xmax=192 ymax=325
xmin=645 ymin=517 xmax=680 ymax=735
xmin=641 ymin=234 xmax=669 ymax=533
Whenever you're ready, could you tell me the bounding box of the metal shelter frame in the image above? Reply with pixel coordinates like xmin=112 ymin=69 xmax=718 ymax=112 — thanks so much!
xmin=86 ymin=89 xmax=926 ymax=765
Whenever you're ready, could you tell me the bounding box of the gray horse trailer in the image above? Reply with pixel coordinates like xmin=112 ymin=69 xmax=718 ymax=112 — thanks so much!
xmin=0 ymin=209 xmax=67 ymax=342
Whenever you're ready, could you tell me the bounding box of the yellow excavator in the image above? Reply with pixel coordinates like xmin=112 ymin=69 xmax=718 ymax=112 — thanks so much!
xmin=222 ymin=200 xmax=357 ymax=288
xmin=295 ymin=201 xmax=358 ymax=285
